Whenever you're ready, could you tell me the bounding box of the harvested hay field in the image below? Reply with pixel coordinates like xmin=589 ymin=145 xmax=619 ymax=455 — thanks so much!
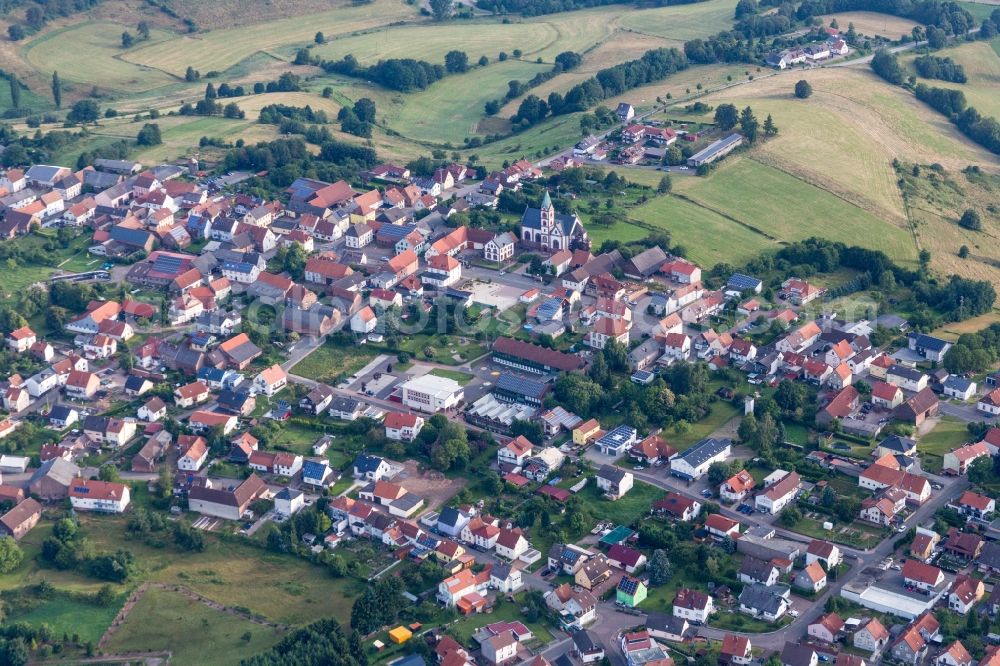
xmin=672 ymin=157 xmax=918 ymax=264
xmin=693 ymin=67 xmax=998 ymax=228
xmin=122 ymin=0 xmax=418 ymax=78
xmin=820 ymin=11 xmax=920 ymax=39
xmin=23 ymin=21 xmax=179 ymax=91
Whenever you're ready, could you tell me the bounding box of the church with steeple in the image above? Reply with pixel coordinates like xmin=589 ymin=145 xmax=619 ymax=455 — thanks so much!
xmin=519 ymin=191 xmax=589 ymax=252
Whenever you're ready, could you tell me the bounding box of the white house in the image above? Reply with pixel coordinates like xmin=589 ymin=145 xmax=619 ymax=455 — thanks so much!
xmin=253 ymin=364 xmax=288 ymax=397
xmin=495 ymin=528 xmax=530 ymax=560
xmin=177 ymin=437 xmax=209 ymax=472
xmin=596 ymin=465 xmax=634 ymax=500
xmin=68 ymin=479 xmax=131 ymax=513
xmin=384 ymin=412 xmax=424 ymax=442
xmin=755 ymin=471 xmax=800 ymax=514
xmin=350 ymin=306 xmax=377 ymax=334
xmin=805 ymin=540 xmax=842 ymax=570
xmin=672 ymin=588 xmax=713 ymax=624
xmin=498 ymin=435 xmax=533 ymax=470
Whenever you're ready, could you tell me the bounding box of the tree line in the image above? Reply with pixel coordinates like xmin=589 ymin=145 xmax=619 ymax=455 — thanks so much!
xmin=772 ymin=237 xmax=996 ymax=326
xmin=323 ymin=54 xmax=445 ymax=92
xmin=914 ymin=54 xmax=967 ymax=82
xmin=240 ymin=619 xmax=366 ymax=666
xmin=872 ymin=51 xmax=1000 ymax=155
xmin=914 ymin=83 xmax=1000 ymax=154
xmin=943 ymin=322 xmax=1000 ymax=374
xmin=220 ymin=137 xmax=378 ymax=191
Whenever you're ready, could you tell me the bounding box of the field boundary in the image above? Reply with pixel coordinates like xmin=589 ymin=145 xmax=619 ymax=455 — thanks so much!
xmin=665 ymin=192 xmax=784 ymax=242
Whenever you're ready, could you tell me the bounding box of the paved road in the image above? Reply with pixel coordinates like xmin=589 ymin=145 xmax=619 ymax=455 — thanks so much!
xmin=828 ymin=28 xmax=979 ymax=68
xmin=940 ymin=400 xmax=990 ymax=423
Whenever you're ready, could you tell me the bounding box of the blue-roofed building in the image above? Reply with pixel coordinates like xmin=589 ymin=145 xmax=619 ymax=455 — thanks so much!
xmin=217 ymin=389 xmax=256 ymax=416
xmin=353 ymin=454 xmax=393 ymax=481
xmin=908 ymin=332 xmax=952 ymax=362
xmin=670 ymin=437 xmax=731 ymax=480
xmin=376 ymin=223 xmax=417 ymax=245
xmin=221 ymin=259 xmax=262 ymax=284
xmin=726 ymin=272 xmax=763 ymax=294
xmin=109 ymin=225 xmax=155 ymax=251
xmin=494 ymin=372 xmax=549 ymax=407
xmin=197 ymin=367 xmax=244 ymax=391
xmin=302 ymin=459 xmax=336 ymax=488
xmin=436 ymin=506 xmax=470 ymax=538
xmin=187 ymin=210 xmax=215 ymax=239
xmin=595 ymin=425 xmax=638 ymax=456
xmin=942 ymin=375 xmax=976 ymax=401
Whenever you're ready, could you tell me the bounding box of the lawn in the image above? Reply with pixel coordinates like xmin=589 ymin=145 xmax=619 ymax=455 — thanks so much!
xmin=933 ymin=310 xmax=1000 ymax=341
xmin=23 ymin=21 xmax=179 ymax=92
xmin=268 ymin=421 xmax=327 ymax=455
xmin=576 ymin=479 xmax=664 ymax=527
xmin=104 ymin=588 xmax=285 ymax=666
xmin=629 ymin=192 xmax=778 ymax=267
xmin=958 ymin=1 xmax=997 ymax=22
xmin=668 ymin=399 xmax=742 ymax=451
xmin=819 ymin=11 xmax=919 ymax=38
xmin=429 ymin=368 xmax=475 ymax=386
xmin=291 ymin=339 xmax=380 ymax=384
xmin=383 ymin=59 xmax=551 ymax=144
xmin=673 ymin=157 xmax=917 ymax=264
xmin=902 ymin=40 xmax=1000 ymax=120
xmin=919 ymin=416 xmax=972 ymax=472
xmin=309 ymin=21 xmax=553 ymax=66
xmin=369 ymin=334 xmax=486 ymax=367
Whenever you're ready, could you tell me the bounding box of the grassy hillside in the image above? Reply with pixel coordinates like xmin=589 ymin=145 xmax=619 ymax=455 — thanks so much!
xmin=901 ymin=39 xmax=1000 ymax=121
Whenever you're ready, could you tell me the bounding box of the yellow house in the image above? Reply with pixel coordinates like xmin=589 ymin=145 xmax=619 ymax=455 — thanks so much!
xmin=388 ymin=626 xmax=412 ymax=644
xmin=573 ymin=419 xmax=602 ymax=447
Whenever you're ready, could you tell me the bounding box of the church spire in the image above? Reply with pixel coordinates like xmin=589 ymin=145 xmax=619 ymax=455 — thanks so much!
xmin=540 ymin=189 xmax=552 ymax=210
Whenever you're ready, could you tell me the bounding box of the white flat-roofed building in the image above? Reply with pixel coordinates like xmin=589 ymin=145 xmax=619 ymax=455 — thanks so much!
xmin=399 ymin=374 xmax=464 ymax=413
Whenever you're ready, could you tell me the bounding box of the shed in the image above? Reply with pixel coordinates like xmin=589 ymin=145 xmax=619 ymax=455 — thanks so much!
xmin=388 ymin=626 xmax=412 ymax=644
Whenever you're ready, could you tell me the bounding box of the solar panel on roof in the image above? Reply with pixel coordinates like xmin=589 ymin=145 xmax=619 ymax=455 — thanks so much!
xmin=727 ymin=273 xmax=761 ymax=290
xmin=496 ymin=373 xmax=547 ymax=397
xmin=618 ymin=577 xmax=640 ymax=594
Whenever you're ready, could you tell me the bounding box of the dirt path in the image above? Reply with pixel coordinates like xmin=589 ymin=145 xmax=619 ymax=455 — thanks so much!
xmin=98 ymin=582 xmax=291 ymax=649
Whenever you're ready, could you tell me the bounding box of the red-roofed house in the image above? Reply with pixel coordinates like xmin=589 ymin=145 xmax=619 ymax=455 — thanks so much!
xmin=721 ymin=634 xmax=752 ymax=665
xmin=871 ymin=380 xmax=904 ymax=409
xmin=942 ymin=441 xmax=990 ymax=475
xmin=807 ymin=612 xmax=844 ymax=643
xmin=705 ymin=513 xmax=740 ymax=539
xmin=384 ymin=411 xmax=424 ymax=442
xmin=720 ymin=470 xmax=756 ymax=503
